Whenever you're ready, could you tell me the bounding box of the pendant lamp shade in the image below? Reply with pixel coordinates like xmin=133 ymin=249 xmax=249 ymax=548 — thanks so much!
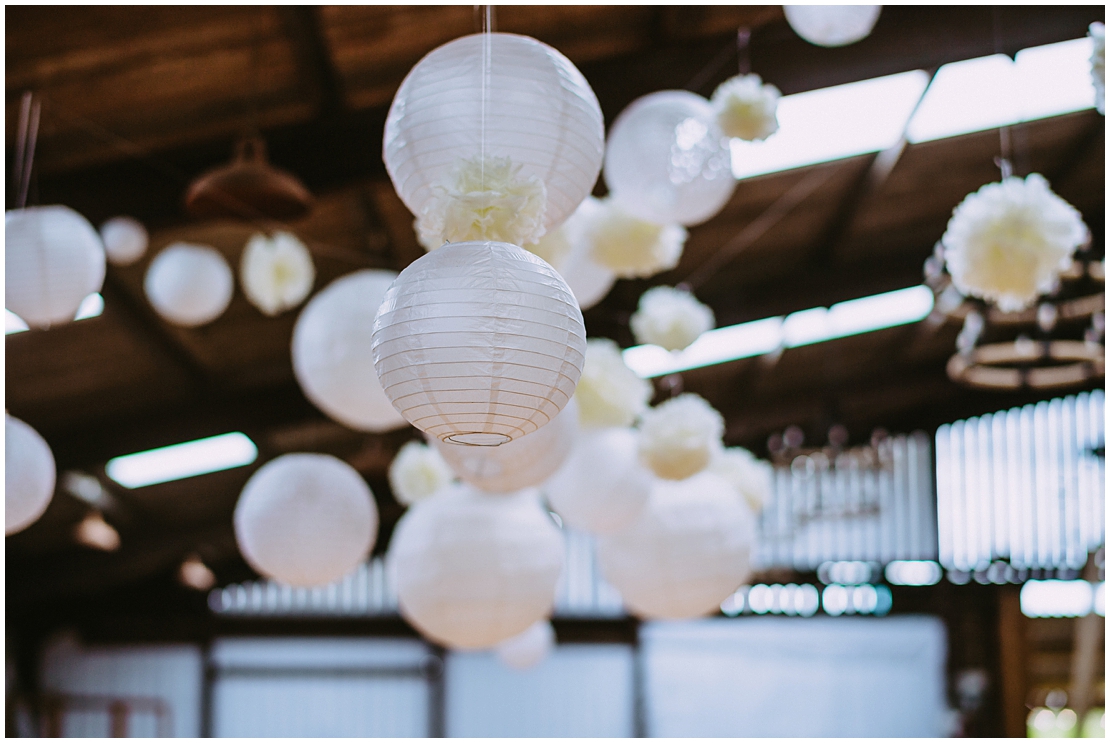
xmin=292 ymin=270 xmax=407 ymax=433
xmin=5 ymin=414 xmax=56 ymax=535
xmin=185 ymin=137 xmax=313 ymax=221
xmin=144 ymin=243 xmax=234 ymax=327
xmin=234 ymin=453 xmax=378 ymax=588
xmin=388 ymin=486 xmax=565 ymax=649
xmin=383 ymin=32 xmax=604 ymax=248
xmin=372 ymin=241 xmax=586 ymax=446
xmin=544 ymin=426 xmax=653 ymax=535
xmin=597 ymin=471 xmax=756 ymax=620
xmin=604 ymin=91 xmax=735 ymax=227
xmin=5 ymin=206 xmax=106 ymax=329
xmin=783 ymin=5 xmax=882 ymax=48
xmin=434 ymin=398 xmax=578 ymax=494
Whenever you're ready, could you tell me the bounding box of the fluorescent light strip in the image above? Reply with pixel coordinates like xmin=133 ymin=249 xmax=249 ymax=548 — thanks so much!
xmin=5 ymin=292 xmax=105 ymax=335
xmin=906 ymin=37 xmax=1095 ymax=144
xmin=1019 ymin=579 xmax=1100 ymax=618
xmin=106 ymin=432 xmax=258 ymax=488
xmin=885 ymin=560 xmax=943 ymax=586
xmin=731 ymin=70 xmax=929 ymax=180
xmin=623 ymin=285 xmax=934 ymax=379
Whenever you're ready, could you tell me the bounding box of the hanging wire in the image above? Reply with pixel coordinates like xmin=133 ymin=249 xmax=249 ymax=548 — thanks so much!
xmin=13 ymin=91 xmax=41 ymax=209
xmin=991 ymin=6 xmax=1015 ymax=179
xmin=479 ymin=4 xmax=493 ymax=193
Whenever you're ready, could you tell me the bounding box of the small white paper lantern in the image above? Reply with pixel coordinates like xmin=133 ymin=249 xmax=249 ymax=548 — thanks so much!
xmin=5 ymin=206 xmax=106 ymax=329
xmin=388 ymin=485 xmax=565 ymax=649
xmin=5 ymin=414 xmax=56 ymax=535
xmin=597 ymin=471 xmax=756 ymax=620
xmin=497 ymin=620 xmax=556 ymax=671
xmin=638 ymin=393 xmax=725 ymax=480
xmin=384 ymin=32 xmax=604 ymax=247
xmin=604 ymin=91 xmax=735 ymax=227
xmin=784 ymin=5 xmax=882 ymax=48
xmin=234 ymin=453 xmax=378 ymax=587
xmin=292 ymin=270 xmax=407 ymax=433
xmin=240 ymin=231 xmax=315 ymax=317
xmin=434 ymin=398 xmax=578 ymax=494
xmin=529 ymin=196 xmax=616 ymax=311
xmin=372 ymin=241 xmax=586 ymax=446
xmin=544 ymin=426 xmax=653 ymax=535
xmin=99 ymin=216 xmax=148 ymax=266
xmin=144 ymin=242 xmax=234 ymax=327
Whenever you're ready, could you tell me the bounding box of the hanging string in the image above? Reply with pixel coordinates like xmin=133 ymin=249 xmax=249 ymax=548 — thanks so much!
xmin=685 ymin=25 xmax=752 ymax=94
xmin=479 ymin=4 xmax=494 ymax=194
xmin=736 ymin=27 xmax=752 ymax=76
xmin=991 ymin=6 xmax=1015 ymax=179
xmin=13 ymin=91 xmax=41 ymax=210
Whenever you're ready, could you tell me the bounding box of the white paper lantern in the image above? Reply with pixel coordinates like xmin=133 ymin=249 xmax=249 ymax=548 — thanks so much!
xmin=497 ymin=620 xmax=556 ymax=671
xmin=388 ymin=485 xmax=565 ymax=649
xmin=638 ymin=393 xmax=725 ymax=480
xmin=544 ymin=426 xmax=653 ymax=535
xmin=240 ymin=231 xmax=315 ymax=317
xmin=558 ymin=237 xmax=617 ymax=310
xmin=292 ymin=270 xmax=408 ymax=433
xmin=434 ymin=398 xmax=578 ymax=494
xmin=604 ymin=91 xmax=735 ymax=227
xmin=784 ymin=5 xmax=882 ymax=48
xmin=99 ymin=216 xmax=148 ymax=266
xmin=372 ymin=241 xmax=586 ymax=446
xmin=529 ymin=196 xmax=616 ymax=310
xmin=5 ymin=414 xmax=56 ymax=535
xmin=384 ymin=32 xmax=604 ymax=247
xmin=597 ymin=471 xmax=756 ymax=620
xmin=144 ymin=242 xmax=234 ymax=327
xmin=5 ymin=206 xmax=106 ymax=329
xmin=234 ymin=453 xmax=378 ymax=587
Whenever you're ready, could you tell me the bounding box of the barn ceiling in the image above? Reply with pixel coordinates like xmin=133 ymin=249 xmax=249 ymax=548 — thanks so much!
xmin=5 ymin=5 xmax=1104 ymax=608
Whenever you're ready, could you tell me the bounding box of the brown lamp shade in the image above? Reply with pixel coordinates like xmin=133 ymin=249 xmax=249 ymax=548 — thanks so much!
xmin=185 ymin=137 xmax=313 ymax=221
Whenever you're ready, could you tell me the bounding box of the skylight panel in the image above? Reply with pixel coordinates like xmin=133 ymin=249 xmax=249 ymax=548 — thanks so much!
xmin=106 ymin=432 xmax=259 ymax=488
xmin=906 ymin=37 xmax=1095 ymax=143
xmin=731 ymin=70 xmax=930 ymax=180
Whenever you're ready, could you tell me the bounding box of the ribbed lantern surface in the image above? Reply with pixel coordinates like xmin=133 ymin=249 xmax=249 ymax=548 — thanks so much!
xmin=383 ymin=32 xmax=604 ymax=244
xmin=372 ymin=241 xmax=586 ymax=446
xmin=604 ymin=91 xmax=735 ymax=227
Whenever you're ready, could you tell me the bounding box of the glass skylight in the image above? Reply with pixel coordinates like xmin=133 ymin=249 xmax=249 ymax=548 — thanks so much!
xmin=5 ymin=292 xmax=105 ymax=335
xmin=906 ymin=37 xmax=1096 ymax=143
xmin=623 ymin=285 xmax=934 ymax=379
xmin=106 ymin=432 xmax=259 ymax=488
xmin=731 ymin=70 xmax=930 ymax=180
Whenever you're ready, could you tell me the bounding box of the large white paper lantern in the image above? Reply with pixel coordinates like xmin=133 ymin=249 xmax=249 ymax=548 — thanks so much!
xmin=234 ymin=453 xmax=378 ymax=587
xmin=384 ymin=32 xmax=604 ymax=248
xmin=434 ymin=398 xmax=578 ymax=494
xmin=388 ymin=485 xmax=565 ymax=649
xmin=5 ymin=206 xmax=106 ymax=329
xmin=784 ymin=5 xmax=882 ymax=48
xmin=144 ymin=242 xmax=234 ymax=327
xmin=544 ymin=426 xmax=653 ymax=535
xmin=372 ymin=241 xmax=586 ymax=446
xmin=604 ymin=91 xmax=735 ymax=227
xmin=5 ymin=414 xmax=56 ymax=535
xmin=497 ymin=620 xmax=556 ymax=670
xmin=292 ymin=270 xmax=408 ymax=433
xmin=99 ymin=216 xmax=148 ymax=266
xmin=597 ymin=471 xmax=756 ymax=620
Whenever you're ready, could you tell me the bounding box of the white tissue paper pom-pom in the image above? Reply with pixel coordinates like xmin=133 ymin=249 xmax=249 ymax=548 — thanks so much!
xmin=638 ymin=393 xmax=725 ymax=481
xmin=496 ymin=620 xmax=556 ymax=671
xmin=388 ymin=485 xmax=565 ymax=649
xmin=630 ymin=286 xmax=715 ymax=352
xmin=711 ymin=74 xmax=781 ymax=142
xmin=389 ymin=441 xmax=456 ymax=506
xmin=585 ymin=199 xmax=688 ymax=279
xmin=942 ymin=173 xmax=1088 ymax=313
xmin=99 ymin=216 xmax=148 ymax=266
xmin=709 ymin=446 xmax=773 ymax=513
xmin=1091 ymin=22 xmax=1105 ymax=115
xmin=240 ymin=231 xmax=316 ymax=316
xmin=543 ymin=426 xmax=653 ymax=535
xmin=596 ymin=470 xmax=757 ymax=620
xmin=574 ymin=338 xmax=653 ymax=429
xmin=416 ymin=156 xmax=548 ymax=249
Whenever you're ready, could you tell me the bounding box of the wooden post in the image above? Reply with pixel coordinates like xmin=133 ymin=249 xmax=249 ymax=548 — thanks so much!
xmin=998 ymin=588 xmax=1028 ymax=738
